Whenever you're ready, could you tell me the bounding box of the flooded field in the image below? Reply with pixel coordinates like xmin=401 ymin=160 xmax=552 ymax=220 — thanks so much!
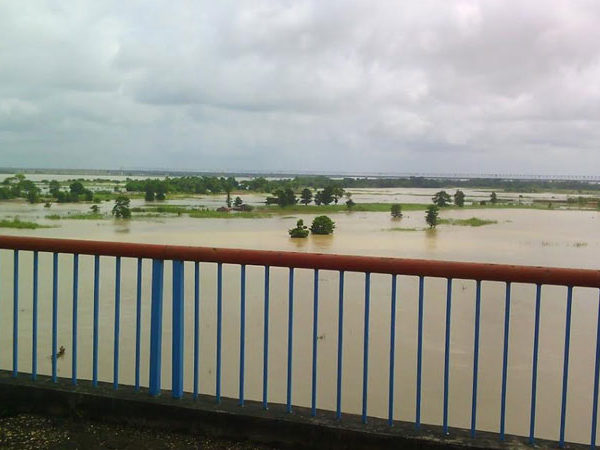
xmin=1 ymin=189 xmax=599 ymax=444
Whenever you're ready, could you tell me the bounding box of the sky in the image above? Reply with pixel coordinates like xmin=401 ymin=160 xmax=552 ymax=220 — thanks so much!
xmin=1 ymin=1 xmax=600 ymax=175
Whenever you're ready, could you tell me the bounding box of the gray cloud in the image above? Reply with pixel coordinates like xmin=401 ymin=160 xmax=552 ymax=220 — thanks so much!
xmin=1 ymin=1 xmax=599 ymax=174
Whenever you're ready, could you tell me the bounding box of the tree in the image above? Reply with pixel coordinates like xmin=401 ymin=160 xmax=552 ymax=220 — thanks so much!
xmin=391 ymin=204 xmax=402 ymax=218
xmin=69 ymin=181 xmax=86 ymax=196
xmin=155 ymin=183 xmax=166 ymax=201
xmin=490 ymin=191 xmax=498 ymax=204
xmin=234 ymin=196 xmax=243 ymax=208
xmin=112 ymin=196 xmax=131 ymax=219
xmin=300 ymin=188 xmax=313 ymax=206
xmin=314 ymin=191 xmax=323 ymax=206
xmin=425 ymin=205 xmax=439 ymax=228
xmin=319 ymin=186 xmax=334 ymax=205
xmin=310 ymin=215 xmax=335 ymax=235
xmin=432 ymin=190 xmax=452 ymax=207
xmin=275 ymin=188 xmax=297 ymax=207
xmin=26 ymin=189 xmax=40 ymax=204
xmin=145 ymin=186 xmax=155 ymax=201
xmin=90 ymin=205 xmax=100 ymax=213
xmin=332 ymin=186 xmax=345 ymax=204
xmin=49 ymin=180 xmax=60 ymax=197
xmin=454 ymin=190 xmax=465 ymax=207
xmin=288 ymin=219 xmax=309 ymax=238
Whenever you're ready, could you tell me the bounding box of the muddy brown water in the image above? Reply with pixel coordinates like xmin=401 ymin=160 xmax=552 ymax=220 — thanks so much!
xmin=0 ymin=203 xmax=599 ymax=444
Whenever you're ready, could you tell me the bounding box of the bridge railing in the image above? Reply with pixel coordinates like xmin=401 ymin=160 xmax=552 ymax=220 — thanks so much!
xmin=1 ymin=235 xmax=599 ymax=447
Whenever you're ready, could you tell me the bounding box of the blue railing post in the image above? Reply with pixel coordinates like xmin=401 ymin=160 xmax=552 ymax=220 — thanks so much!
xmin=263 ymin=266 xmax=270 ymax=410
xmin=172 ymin=260 xmax=184 ymax=399
xmin=12 ymin=250 xmax=19 ymax=377
xmin=529 ymin=284 xmax=542 ymax=444
xmin=216 ymin=262 xmax=223 ymax=404
xmin=336 ymin=271 xmax=345 ymax=420
xmin=559 ymin=286 xmax=574 ymax=448
xmin=32 ymin=251 xmax=38 ymax=381
xmin=591 ymin=289 xmax=600 ymax=449
xmin=193 ymin=262 xmax=200 ymax=400
xmin=149 ymin=259 xmax=164 ymax=396
xmin=52 ymin=252 xmax=58 ymax=383
xmin=113 ymin=256 xmax=121 ymax=390
xmin=92 ymin=255 xmax=100 ymax=387
xmin=287 ymin=267 xmax=295 ymax=413
xmin=239 ymin=264 xmax=246 ymax=406
xmin=416 ymin=275 xmax=424 ymax=429
xmin=362 ymin=272 xmax=371 ymax=424
xmin=500 ymin=282 xmax=511 ymax=439
xmin=72 ymin=254 xmax=79 ymax=385
xmin=471 ymin=280 xmax=482 ymax=438
xmin=311 ymin=269 xmax=319 ymax=417
xmin=135 ymin=258 xmax=142 ymax=392
xmin=443 ymin=278 xmax=453 ymax=434
xmin=388 ymin=274 xmax=397 ymax=426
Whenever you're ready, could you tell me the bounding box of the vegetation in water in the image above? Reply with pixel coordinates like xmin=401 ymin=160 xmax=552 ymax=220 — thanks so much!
xmin=0 ymin=218 xmax=52 ymax=229
xmin=425 ymin=205 xmax=439 ymax=228
xmin=310 ymin=215 xmax=335 ymax=235
xmin=288 ymin=219 xmax=309 ymax=238
xmin=438 ymin=217 xmax=498 ymax=227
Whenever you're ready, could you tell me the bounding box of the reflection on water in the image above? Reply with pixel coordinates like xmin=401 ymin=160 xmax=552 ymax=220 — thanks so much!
xmin=0 ymin=194 xmax=599 ymax=444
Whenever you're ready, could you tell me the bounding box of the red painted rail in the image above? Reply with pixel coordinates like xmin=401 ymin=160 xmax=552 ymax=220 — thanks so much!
xmin=1 ymin=235 xmax=599 ymax=287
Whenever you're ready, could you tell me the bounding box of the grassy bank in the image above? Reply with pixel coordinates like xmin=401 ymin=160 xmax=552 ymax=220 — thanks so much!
xmin=46 ymin=213 xmax=105 ymax=220
xmin=0 ymin=218 xmax=52 ymax=229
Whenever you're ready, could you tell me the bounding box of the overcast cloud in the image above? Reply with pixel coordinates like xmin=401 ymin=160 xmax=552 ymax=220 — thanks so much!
xmin=1 ymin=1 xmax=599 ymax=174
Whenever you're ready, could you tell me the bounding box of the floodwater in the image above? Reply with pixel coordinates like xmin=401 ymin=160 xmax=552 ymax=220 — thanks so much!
xmin=1 ymin=193 xmax=600 ymax=445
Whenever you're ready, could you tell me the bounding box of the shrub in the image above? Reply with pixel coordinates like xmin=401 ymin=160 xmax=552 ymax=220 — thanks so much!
xmin=310 ymin=215 xmax=335 ymax=235
xmin=289 ymin=219 xmax=309 ymax=238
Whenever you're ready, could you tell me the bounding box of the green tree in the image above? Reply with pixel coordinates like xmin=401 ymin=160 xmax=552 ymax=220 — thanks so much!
xmin=288 ymin=219 xmax=309 ymax=238
xmin=112 ymin=196 xmax=131 ymax=219
xmin=234 ymin=196 xmax=243 ymax=208
xmin=390 ymin=204 xmax=402 ymax=218
xmin=432 ymin=190 xmax=452 ymax=207
xmin=300 ymin=188 xmax=313 ymax=206
xmin=69 ymin=181 xmax=85 ymax=196
xmin=155 ymin=183 xmax=166 ymax=201
xmin=490 ymin=191 xmax=498 ymax=204
xmin=275 ymin=188 xmax=297 ymax=207
xmin=314 ymin=191 xmax=323 ymax=205
xmin=145 ymin=186 xmax=155 ymax=201
xmin=90 ymin=205 xmax=100 ymax=214
xmin=332 ymin=186 xmax=345 ymax=204
xmin=425 ymin=205 xmax=439 ymax=228
xmin=454 ymin=190 xmax=465 ymax=207
xmin=49 ymin=180 xmax=61 ymax=197
xmin=310 ymin=215 xmax=336 ymax=235
xmin=26 ymin=189 xmax=40 ymax=204
xmin=319 ymin=186 xmax=334 ymax=205
xmin=345 ymin=192 xmax=355 ymax=209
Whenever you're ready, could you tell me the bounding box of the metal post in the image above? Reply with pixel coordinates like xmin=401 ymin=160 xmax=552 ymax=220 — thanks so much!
xmin=149 ymin=259 xmax=164 ymax=396
xmin=172 ymin=260 xmax=184 ymax=399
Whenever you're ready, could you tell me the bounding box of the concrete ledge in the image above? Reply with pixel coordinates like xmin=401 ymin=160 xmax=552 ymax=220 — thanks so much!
xmin=0 ymin=371 xmax=582 ymax=449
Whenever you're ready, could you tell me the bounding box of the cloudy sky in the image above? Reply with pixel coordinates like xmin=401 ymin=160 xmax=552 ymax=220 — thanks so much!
xmin=1 ymin=1 xmax=599 ymax=175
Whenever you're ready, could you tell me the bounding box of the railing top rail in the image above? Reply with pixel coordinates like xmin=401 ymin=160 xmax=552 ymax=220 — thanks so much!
xmin=1 ymin=235 xmax=599 ymax=288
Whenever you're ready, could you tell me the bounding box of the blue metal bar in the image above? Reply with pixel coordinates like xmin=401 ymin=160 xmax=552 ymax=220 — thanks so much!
xmin=559 ymin=286 xmax=574 ymax=448
xmin=362 ymin=272 xmax=371 ymax=424
xmin=263 ymin=266 xmax=270 ymax=410
xmin=311 ymin=269 xmax=319 ymax=417
xmin=216 ymin=262 xmax=223 ymax=404
xmin=590 ymin=290 xmax=600 ymax=449
xmin=32 ymin=251 xmax=38 ymax=381
xmin=443 ymin=278 xmax=453 ymax=434
xmin=336 ymin=271 xmax=345 ymax=420
xmin=72 ymin=254 xmax=79 ymax=385
xmin=149 ymin=259 xmax=164 ymax=396
xmin=286 ymin=267 xmax=295 ymax=413
xmin=52 ymin=252 xmax=58 ymax=383
xmin=193 ymin=262 xmax=200 ymax=400
xmin=12 ymin=250 xmax=19 ymax=377
xmin=239 ymin=264 xmax=246 ymax=406
xmin=134 ymin=258 xmax=142 ymax=392
xmin=471 ymin=280 xmax=482 ymax=438
xmin=500 ymin=282 xmax=511 ymax=440
xmin=92 ymin=255 xmax=100 ymax=387
xmin=529 ymin=284 xmax=542 ymax=444
xmin=416 ymin=275 xmax=424 ymax=429
xmin=172 ymin=260 xmax=184 ymax=399
xmin=113 ymin=256 xmax=121 ymax=389
xmin=388 ymin=275 xmax=397 ymax=426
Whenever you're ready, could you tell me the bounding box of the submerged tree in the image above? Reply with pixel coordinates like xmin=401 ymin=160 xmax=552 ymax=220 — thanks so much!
xmin=454 ymin=190 xmax=465 ymax=207
xmin=288 ymin=219 xmax=309 ymax=238
xmin=310 ymin=215 xmax=335 ymax=235
xmin=432 ymin=191 xmax=452 ymax=207
xmin=490 ymin=191 xmax=498 ymax=204
xmin=112 ymin=196 xmax=131 ymax=219
xmin=425 ymin=205 xmax=439 ymax=228
xmin=390 ymin=204 xmax=402 ymax=218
